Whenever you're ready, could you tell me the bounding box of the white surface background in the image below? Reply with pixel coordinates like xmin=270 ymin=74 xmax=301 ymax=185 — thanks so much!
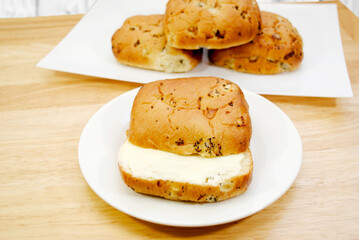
xmin=1 ymin=0 xmax=359 ymax=17
xmin=36 ymin=1 xmax=353 ymax=97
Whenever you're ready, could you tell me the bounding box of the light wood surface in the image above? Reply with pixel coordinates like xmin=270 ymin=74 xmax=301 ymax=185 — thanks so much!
xmin=0 ymin=0 xmax=96 ymax=18
xmin=0 ymin=1 xmax=358 ymax=239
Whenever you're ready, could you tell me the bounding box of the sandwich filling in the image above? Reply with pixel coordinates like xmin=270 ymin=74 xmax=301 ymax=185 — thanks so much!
xmin=118 ymin=140 xmax=250 ymax=186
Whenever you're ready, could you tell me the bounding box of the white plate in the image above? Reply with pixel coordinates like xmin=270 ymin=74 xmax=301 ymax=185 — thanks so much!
xmin=78 ymin=87 xmax=302 ymax=227
xmin=38 ymin=0 xmax=352 ymax=97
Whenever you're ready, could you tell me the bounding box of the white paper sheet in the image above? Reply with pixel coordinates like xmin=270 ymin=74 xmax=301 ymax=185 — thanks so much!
xmin=37 ymin=0 xmax=353 ymax=97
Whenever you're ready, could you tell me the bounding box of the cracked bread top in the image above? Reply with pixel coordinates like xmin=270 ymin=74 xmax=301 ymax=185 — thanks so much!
xmin=208 ymin=11 xmax=303 ymax=74
xmin=164 ymin=0 xmax=261 ymax=49
xmin=127 ymin=77 xmax=252 ymax=157
xmin=111 ymin=15 xmax=202 ymax=72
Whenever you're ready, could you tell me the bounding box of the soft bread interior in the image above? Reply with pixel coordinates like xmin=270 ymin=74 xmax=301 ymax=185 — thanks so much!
xmin=119 ymin=140 xmax=252 ymax=190
xmin=152 ymin=49 xmax=194 ymax=73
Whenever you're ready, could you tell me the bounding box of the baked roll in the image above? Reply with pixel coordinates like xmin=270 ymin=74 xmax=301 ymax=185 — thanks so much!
xmin=119 ymin=77 xmax=253 ymax=202
xmin=111 ymin=15 xmax=202 ymax=72
xmin=208 ymin=11 xmax=304 ymax=74
xmin=164 ymin=0 xmax=261 ymax=49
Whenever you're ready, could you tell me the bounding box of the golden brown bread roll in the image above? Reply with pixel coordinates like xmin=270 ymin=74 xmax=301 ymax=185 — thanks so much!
xmin=127 ymin=77 xmax=252 ymax=157
xmin=111 ymin=15 xmax=202 ymax=72
xmin=164 ymin=0 xmax=261 ymax=49
xmin=208 ymin=11 xmax=304 ymax=74
xmin=118 ymin=77 xmax=253 ymax=203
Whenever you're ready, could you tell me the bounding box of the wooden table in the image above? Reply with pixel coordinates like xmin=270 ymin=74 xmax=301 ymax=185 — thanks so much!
xmin=1 ymin=1 xmax=358 ymax=239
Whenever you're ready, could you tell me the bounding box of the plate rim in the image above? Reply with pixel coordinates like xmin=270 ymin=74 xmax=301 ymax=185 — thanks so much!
xmin=78 ymin=87 xmax=303 ymax=227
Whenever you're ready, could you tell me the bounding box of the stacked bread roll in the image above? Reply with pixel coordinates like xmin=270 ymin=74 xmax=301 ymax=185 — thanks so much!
xmin=112 ymin=0 xmax=303 ymax=73
xmin=208 ymin=11 xmax=303 ymax=74
xmin=119 ymin=77 xmax=253 ymax=202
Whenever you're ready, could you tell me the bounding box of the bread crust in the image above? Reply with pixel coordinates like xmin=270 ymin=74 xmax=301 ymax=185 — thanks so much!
xmin=164 ymin=0 xmax=261 ymax=49
xmin=119 ymin=149 xmax=253 ymax=202
xmin=127 ymin=77 xmax=252 ymax=157
xmin=111 ymin=15 xmax=202 ymax=72
xmin=208 ymin=11 xmax=303 ymax=74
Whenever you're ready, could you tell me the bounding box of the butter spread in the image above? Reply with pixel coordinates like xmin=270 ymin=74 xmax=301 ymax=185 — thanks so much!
xmin=118 ymin=140 xmax=249 ymax=186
